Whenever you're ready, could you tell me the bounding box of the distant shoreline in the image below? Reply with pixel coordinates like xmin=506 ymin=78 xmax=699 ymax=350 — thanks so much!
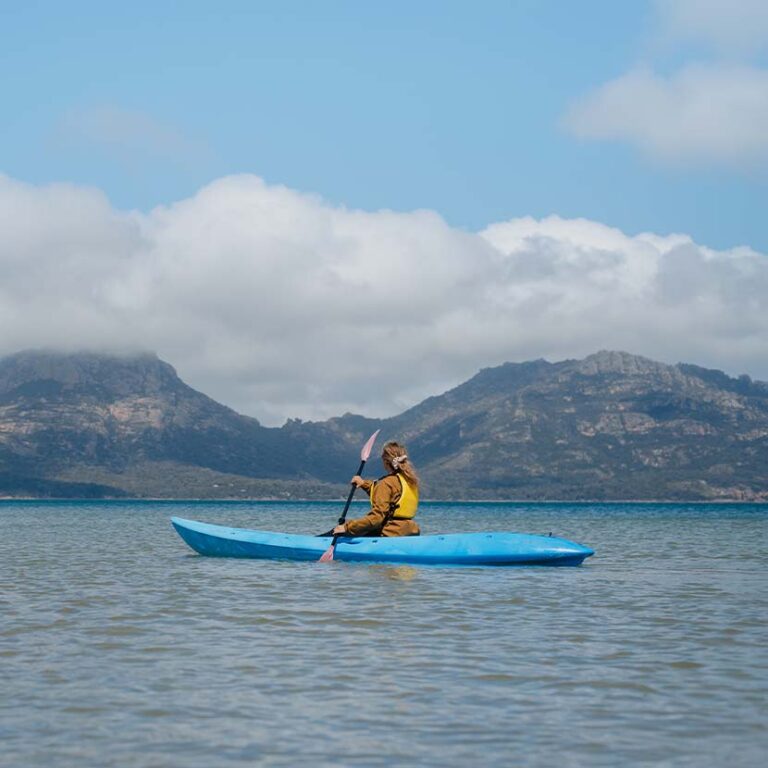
xmin=1 ymin=496 xmax=765 ymax=504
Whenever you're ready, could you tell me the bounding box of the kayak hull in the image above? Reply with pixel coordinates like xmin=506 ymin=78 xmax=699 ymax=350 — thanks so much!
xmin=171 ymin=517 xmax=594 ymax=566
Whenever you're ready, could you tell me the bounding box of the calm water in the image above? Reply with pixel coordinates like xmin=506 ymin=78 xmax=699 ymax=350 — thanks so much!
xmin=1 ymin=501 xmax=766 ymax=767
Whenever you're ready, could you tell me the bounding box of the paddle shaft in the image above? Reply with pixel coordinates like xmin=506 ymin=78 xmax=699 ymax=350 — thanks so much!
xmin=319 ymin=429 xmax=380 ymax=561
xmin=316 ymin=465 xmax=366 ymax=538
xmin=338 ymin=458 xmax=366 ymax=524
xmin=322 ymin=458 xmax=369 ymax=552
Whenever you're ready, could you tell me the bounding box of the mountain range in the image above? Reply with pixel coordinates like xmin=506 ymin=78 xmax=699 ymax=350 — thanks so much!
xmin=0 ymin=349 xmax=766 ymax=500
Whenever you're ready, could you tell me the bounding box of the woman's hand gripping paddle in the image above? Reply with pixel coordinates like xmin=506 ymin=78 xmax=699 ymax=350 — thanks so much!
xmin=319 ymin=429 xmax=380 ymax=562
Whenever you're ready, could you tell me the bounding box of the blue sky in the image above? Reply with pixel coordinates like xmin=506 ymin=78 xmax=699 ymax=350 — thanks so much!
xmin=1 ymin=0 xmax=765 ymax=251
xmin=1 ymin=0 xmax=767 ymax=422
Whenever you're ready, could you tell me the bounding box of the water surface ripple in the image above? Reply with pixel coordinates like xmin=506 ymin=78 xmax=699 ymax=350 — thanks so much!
xmin=1 ymin=501 xmax=766 ymax=767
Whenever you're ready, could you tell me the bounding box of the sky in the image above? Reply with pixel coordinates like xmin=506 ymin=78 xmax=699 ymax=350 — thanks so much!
xmin=1 ymin=0 xmax=767 ymax=424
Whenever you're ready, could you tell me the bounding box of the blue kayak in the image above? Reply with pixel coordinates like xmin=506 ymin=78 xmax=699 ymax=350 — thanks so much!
xmin=171 ymin=517 xmax=594 ymax=566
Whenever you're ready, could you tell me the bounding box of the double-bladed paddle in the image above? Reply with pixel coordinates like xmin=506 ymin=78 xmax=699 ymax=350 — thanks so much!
xmin=319 ymin=429 xmax=380 ymax=562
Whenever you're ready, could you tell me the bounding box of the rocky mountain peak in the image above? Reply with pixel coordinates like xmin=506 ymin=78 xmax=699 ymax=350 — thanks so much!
xmin=573 ymin=350 xmax=674 ymax=377
xmin=0 ymin=349 xmax=183 ymax=400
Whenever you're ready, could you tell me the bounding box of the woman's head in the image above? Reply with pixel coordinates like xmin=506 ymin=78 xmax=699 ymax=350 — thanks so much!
xmin=381 ymin=441 xmax=419 ymax=487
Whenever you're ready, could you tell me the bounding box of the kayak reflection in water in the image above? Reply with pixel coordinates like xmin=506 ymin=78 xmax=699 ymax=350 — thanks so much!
xmin=332 ymin=441 xmax=421 ymax=538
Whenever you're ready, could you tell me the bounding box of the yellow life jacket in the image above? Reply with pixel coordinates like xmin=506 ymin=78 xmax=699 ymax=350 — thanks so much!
xmin=371 ymin=473 xmax=419 ymax=519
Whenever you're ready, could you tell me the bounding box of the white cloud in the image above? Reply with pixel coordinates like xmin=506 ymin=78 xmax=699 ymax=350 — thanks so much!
xmin=564 ymin=2 xmax=768 ymax=169
xmin=58 ymin=105 xmax=209 ymax=166
xmin=1 ymin=174 xmax=767 ymax=424
xmin=655 ymin=0 xmax=768 ymax=55
xmin=564 ymin=64 xmax=768 ymax=167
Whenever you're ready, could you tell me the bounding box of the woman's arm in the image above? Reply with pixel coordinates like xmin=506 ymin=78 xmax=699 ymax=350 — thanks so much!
xmin=351 ymin=476 xmax=374 ymax=495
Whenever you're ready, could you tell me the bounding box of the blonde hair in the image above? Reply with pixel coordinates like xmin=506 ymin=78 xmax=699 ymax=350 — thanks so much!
xmin=382 ymin=441 xmax=419 ymax=488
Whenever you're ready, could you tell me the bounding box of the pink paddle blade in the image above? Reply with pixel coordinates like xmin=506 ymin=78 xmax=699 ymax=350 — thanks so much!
xmin=360 ymin=429 xmax=381 ymax=461
xmin=319 ymin=545 xmax=334 ymax=562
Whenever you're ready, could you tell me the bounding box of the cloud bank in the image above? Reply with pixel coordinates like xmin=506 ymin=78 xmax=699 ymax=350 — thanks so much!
xmin=1 ymin=173 xmax=766 ymax=424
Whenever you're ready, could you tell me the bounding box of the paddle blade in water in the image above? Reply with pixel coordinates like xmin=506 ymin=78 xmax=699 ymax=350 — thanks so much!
xmin=319 ymin=544 xmax=335 ymax=562
xmin=360 ymin=429 xmax=381 ymax=462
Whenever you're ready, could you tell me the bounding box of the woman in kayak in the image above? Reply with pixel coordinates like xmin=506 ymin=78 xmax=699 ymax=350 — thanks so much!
xmin=332 ymin=441 xmax=420 ymax=537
